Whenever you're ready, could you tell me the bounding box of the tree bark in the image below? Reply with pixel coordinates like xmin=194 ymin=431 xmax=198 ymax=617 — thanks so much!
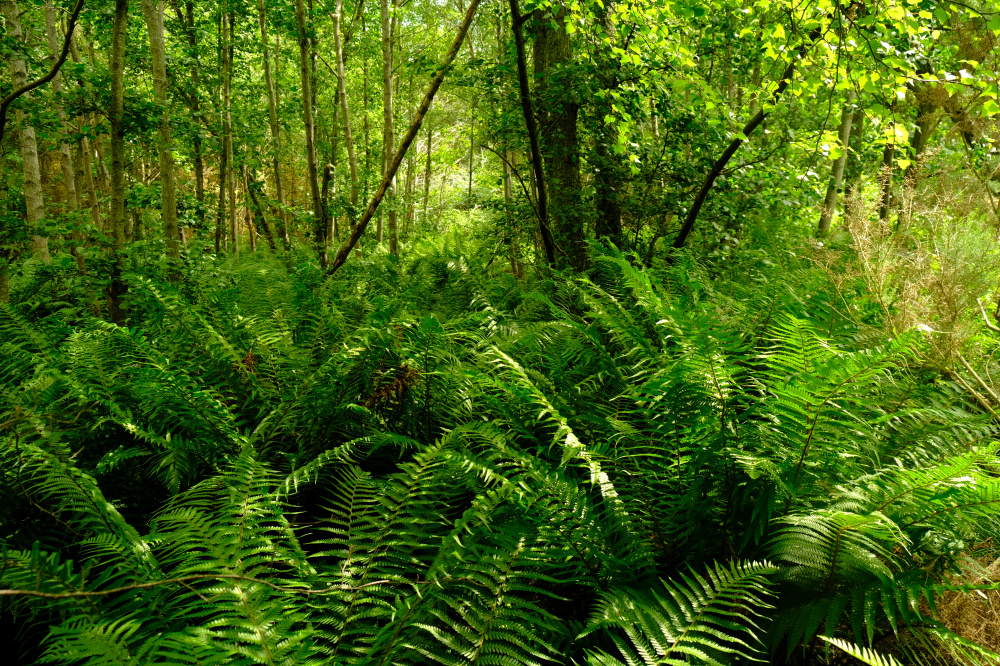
xmin=333 ymin=0 xmax=359 ymax=212
xmin=256 ymin=0 xmax=290 ymax=248
xmin=141 ymin=0 xmax=181 ymax=260
xmin=295 ymin=0 xmax=326 ymax=267
xmin=592 ymin=4 xmax=623 ymax=247
xmin=44 ymin=0 xmax=80 ymax=212
xmin=107 ymin=0 xmax=129 ymax=324
xmin=817 ymin=92 xmax=855 ymax=236
xmin=246 ymin=169 xmax=277 ymax=250
xmin=2 ymin=0 xmax=51 ymax=262
xmin=534 ymin=4 xmax=583 ymax=270
xmin=380 ymin=0 xmax=398 ymax=255
xmin=422 ymin=124 xmax=433 ymax=224
xmin=329 ymin=0 xmax=482 ymax=274
xmin=179 ymin=0 xmax=206 ymax=227
xmin=69 ymin=36 xmax=102 ymax=229
xmin=508 ymin=0 xmax=553 ymax=265
xmin=223 ymin=11 xmax=237 ymax=255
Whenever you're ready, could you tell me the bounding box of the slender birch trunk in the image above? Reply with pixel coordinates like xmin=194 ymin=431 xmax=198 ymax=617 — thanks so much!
xmin=333 ymin=0 xmax=359 ymax=211
xmin=107 ymin=0 xmax=129 ymax=323
xmin=295 ymin=0 xmax=326 ymax=266
xmin=70 ymin=36 xmax=102 ymax=229
xmin=44 ymin=0 xmax=80 ymax=212
xmin=380 ymin=0 xmax=397 ymax=254
xmin=817 ymin=92 xmax=855 ymax=236
xmin=141 ymin=0 xmax=180 ymax=260
xmin=224 ymin=11 xmax=237 ymax=255
xmin=422 ymin=124 xmax=432 ymax=224
xmin=256 ymin=0 xmax=290 ymax=247
xmin=2 ymin=0 xmax=50 ymax=262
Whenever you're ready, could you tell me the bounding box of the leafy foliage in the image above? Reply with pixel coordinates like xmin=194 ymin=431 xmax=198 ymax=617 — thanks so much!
xmin=2 ymin=242 xmax=1000 ymax=665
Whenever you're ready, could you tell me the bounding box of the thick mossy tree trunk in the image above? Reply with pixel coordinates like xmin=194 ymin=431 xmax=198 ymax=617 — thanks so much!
xmin=2 ymin=0 xmax=51 ymax=262
xmin=817 ymin=92 xmax=855 ymax=237
xmin=141 ymin=0 xmax=180 ymax=260
xmin=295 ymin=0 xmax=326 ymax=267
xmin=533 ymin=4 xmax=584 ymax=271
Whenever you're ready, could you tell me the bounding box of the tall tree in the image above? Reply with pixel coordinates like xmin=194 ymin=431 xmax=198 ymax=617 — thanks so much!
xmin=508 ymin=0 xmax=554 ymax=265
xmin=534 ymin=3 xmax=584 ymax=271
xmin=381 ymin=0 xmax=398 ymax=255
xmin=333 ymin=0 xmax=359 ymax=212
xmin=223 ymin=9 xmax=237 ymax=255
xmin=2 ymin=0 xmax=51 ymax=262
xmin=141 ymin=0 xmax=181 ymax=260
xmin=256 ymin=0 xmax=290 ymax=247
xmin=817 ymin=92 xmax=855 ymax=236
xmin=107 ymin=0 xmax=129 ymax=323
xmin=44 ymin=0 xmax=80 ymax=213
xmin=295 ymin=0 xmax=326 ymax=267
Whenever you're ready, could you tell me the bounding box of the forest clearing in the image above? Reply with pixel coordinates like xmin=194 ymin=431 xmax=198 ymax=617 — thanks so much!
xmin=4 ymin=0 xmax=1000 ymax=664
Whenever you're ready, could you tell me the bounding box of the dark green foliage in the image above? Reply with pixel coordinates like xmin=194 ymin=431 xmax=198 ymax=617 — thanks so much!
xmin=3 ymin=240 xmax=1000 ymax=664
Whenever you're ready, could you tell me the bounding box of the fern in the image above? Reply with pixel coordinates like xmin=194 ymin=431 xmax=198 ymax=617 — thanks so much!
xmin=583 ymin=560 xmax=777 ymax=666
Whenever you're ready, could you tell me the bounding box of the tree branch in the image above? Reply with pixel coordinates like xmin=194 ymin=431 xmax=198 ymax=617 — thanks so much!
xmin=327 ymin=0 xmax=483 ymax=274
xmin=0 ymin=0 xmax=86 ymax=146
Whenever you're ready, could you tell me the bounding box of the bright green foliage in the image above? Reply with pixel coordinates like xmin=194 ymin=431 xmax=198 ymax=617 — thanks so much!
xmin=2 ymin=240 xmax=1000 ymax=664
xmin=584 ymin=561 xmax=777 ymax=666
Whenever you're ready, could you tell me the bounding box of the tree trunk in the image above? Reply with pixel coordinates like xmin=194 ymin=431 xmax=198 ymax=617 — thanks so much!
xmin=380 ymin=0 xmax=398 ymax=255
xmin=2 ymin=0 xmax=50 ymax=262
xmin=333 ymin=0 xmax=360 ymax=211
xmin=107 ymin=0 xmax=129 ymax=324
xmin=179 ymin=0 xmax=205 ymax=227
xmin=246 ymin=169 xmax=277 ymax=250
xmin=592 ymin=5 xmax=623 ymax=247
xmin=69 ymin=37 xmax=102 ymax=229
xmin=295 ymin=0 xmax=326 ymax=267
xmin=256 ymin=0 xmax=289 ymax=248
xmin=215 ymin=12 xmax=228 ymax=254
xmin=224 ymin=11 xmax=237 ymax=255
xmin=504 ymin=150 xmax=523 ymax=277
xmin=817 ymin=92 xmax=855 ymax=236
xmin=508 ymin=0 xmax=553 ymax=265
xmin=141 ymin=0 xmax=180 ymax=260
xmin=423 ymin=124 xmax=433 ymax=224
xmin=363 ymin=51 xmax=371 ymax=201
xmin=878 ymin=142 xmax=895 ymax=222
xmin=534 ymin=3 xmax=584 ymax=271
xmin=44 ymin=0 xmax=80 ymax=212
xmin=467 ymin=101 xmax=476 ymax=205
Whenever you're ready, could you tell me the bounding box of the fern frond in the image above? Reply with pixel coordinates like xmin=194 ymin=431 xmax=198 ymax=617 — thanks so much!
xmin=819 ymin=636 xmax=902 ymax=666
xmin=584 ymin=560 xmax=777 ymax=666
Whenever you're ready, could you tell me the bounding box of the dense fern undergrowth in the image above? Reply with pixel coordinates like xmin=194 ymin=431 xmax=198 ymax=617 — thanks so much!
xmin=3 ymin=234 xmax=1000 ymax=666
